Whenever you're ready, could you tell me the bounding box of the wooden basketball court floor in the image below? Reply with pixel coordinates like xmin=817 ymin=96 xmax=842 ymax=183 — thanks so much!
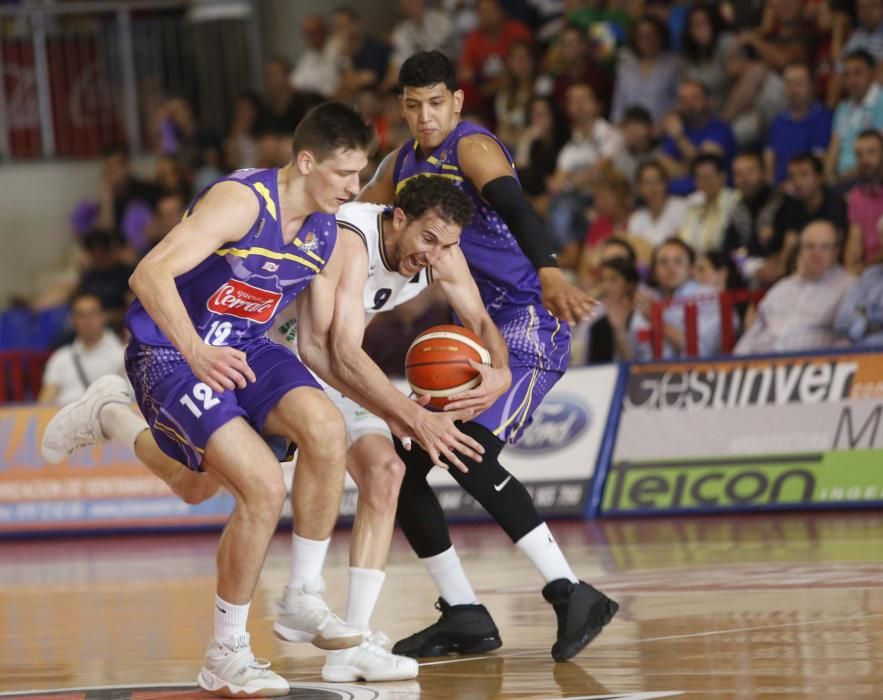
xmin=2 ymin=511 xmax=882 ymax=700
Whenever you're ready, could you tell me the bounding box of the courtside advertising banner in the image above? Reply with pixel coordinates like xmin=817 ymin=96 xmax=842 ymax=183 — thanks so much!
xmin=602 ymin=352 xmax=883 ymax=516
xmin=0 ymin=406 xmax=235 ymax=534
xmin=321 ymin=365 xmax=620 ymax=521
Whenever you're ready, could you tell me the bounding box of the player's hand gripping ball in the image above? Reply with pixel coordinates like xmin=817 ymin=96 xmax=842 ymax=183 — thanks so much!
xmin=405 ymin=324 xmax=492 ymax=409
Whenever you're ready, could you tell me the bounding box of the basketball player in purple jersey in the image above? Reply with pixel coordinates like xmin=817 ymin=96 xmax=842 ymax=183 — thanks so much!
xmin=359 ymin=51 xmax=618 ymax=662
xmin=41 ymin=102 xmax=483 ymax=695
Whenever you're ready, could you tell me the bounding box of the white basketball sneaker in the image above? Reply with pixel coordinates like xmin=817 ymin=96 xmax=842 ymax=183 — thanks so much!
xmin=197 ymin=634 xmax=289 ymax=698
xmin=273 ymin=577 xmax=363 ymax=650
xmin=41 ymin=375 xmax=131 ymax=463
xmin=322 ymin=631 xmax=420 ymax=683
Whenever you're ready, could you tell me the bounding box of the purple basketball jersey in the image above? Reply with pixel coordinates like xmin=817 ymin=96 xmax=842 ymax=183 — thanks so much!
xmin=393 ymin=121 xmax=570 ymax=371
xmin=126 ymin=168 xmax=337 ymax=348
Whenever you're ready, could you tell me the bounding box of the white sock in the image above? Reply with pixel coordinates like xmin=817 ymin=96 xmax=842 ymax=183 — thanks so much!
xmin=98 ymin=402 xmax=147 ymax=452
xmin=214 ymin=595 xmax=249 ymax=643
xmin=422 ymin=547 xmax=478 ymax=606
xmin=516 ymin=523 xmax=578 ymax=584
xmin=345 ymin=567 xmax=386 ymax=633
xmin=288 ymin=533 xmax=330 ymax=590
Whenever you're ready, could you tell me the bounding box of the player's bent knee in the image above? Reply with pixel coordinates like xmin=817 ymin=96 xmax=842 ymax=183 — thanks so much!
xmin=360 ymin=456 xmax=405 ymax=510
xmin=298 ymin=413 xmax=346 ymax=457
xmin=237 ymin=469 xmax=287 ymax=518
xmin=281 ymin=392 xmax=346 ymax=454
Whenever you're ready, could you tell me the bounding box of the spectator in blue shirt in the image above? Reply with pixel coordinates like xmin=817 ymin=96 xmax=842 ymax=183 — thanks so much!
xmin=658 ymin=79 xmax=736 ymax=196
xmin=835 ymin=262 xmax=883 ymax=346
xmin=825 ymin=49 xmax=883 ymax=184
xmin=765 ymin=63 xmax=832 ymax=185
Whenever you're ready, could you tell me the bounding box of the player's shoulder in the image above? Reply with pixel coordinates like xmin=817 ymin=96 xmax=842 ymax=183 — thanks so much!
xmin=186 ymin=179 xmax=262 ymax=232
xmin=337 ymin=201 xmax=385 ymax=234
xmin=456 ymin=130 xmax=508 ymax=165
xmin=196 ymin=177 xmax=263 ymax=213
xmin=458 ymin=129 xmax=500 ymax=149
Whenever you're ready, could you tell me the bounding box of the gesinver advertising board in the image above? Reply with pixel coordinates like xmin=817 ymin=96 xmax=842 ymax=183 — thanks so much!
xmin=601 ymin=352 xmax=883 ymax=515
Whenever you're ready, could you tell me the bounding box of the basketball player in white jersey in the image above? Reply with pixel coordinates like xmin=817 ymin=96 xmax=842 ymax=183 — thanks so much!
xmin=270 ymin=175 xmax=512 ymax=681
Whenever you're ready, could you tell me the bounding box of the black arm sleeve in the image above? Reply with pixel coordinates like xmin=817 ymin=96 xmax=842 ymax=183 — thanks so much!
xmin=481 ymin=175 xmax=559 ymax=270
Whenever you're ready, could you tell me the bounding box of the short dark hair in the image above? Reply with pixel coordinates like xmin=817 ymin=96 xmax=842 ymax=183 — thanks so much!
xmin=82 ymin=229 xmax=119 ymax=252
xmin=399 ymin=51 xmax=458 ymax=92
xmin=102 ymin=144 xmax=128 ymax=161
xmin=622 ymin=105 xmax=653 ymax=126
xmin=637 ymin=159 xmax=669 ymax=184
xmin=291 ymin=101 xmax=376 ymax=162
xmin=788 ymin=152 xmax=824 ymax=174
xmin=601 ymin=236 xmax=638 ymax=265
xmin=691 ymin=152 xmax=726 ymax=176
xmin=857 ymin=128 xmax=883 ymax=147
xmin=656 ymin=237 xmax=697 ymax=265
xmin=599 ymin=257 xmax=639 ymax=287
xmin=734 ymin=149 xmax=765 ymax=168
xmin=266 ymin=55 xmax=292 ymax=73
xmin=561 ymin=23 xmax=587 ymax=40
xmin=845 ymin=48 xmax=876 ymax=68
xmin=783 ymin=61 xmax=813 ymax=78
xmin=70 ymin=290 xmax=105 ymax=310
xmin=332 ymin=5 xmax=359 ymax=21
xmin=700 ymin=250 xmax=745 ymax=291
xmin=394 ymin=176 xmax=474 ymax=228
xmin=680 ymin=77 xmax=710 ymax=96
xmin=567 ymin=81 xmax=597 ymax=100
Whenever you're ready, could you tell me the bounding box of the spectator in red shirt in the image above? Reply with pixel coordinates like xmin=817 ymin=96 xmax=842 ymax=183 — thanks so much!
xmin=578 ymin=168 xmax=634 ymax=288
xmin=459 ymin=0 xmax=533 ymax=116
xmin=846 ymin=129 xmax=883 ymax=271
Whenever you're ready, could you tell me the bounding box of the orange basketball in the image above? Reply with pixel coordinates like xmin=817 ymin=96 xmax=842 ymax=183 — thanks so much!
xmin=405 ymin=324 xmax=491 ymax=408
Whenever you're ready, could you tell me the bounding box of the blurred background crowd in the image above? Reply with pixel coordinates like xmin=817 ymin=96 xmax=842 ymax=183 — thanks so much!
xmin=3 ymin=0 xmax=883 ymax=405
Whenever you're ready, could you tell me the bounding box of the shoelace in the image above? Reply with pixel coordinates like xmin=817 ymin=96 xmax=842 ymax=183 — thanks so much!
xmin=367 ymin=631 xmax=391 ymax=648
xmin=228 ymin=637 xmax=274 ymax=674
xmin=315 ymin=607 xmax=348 ymax=633
xmin=69 ymin=425 xmax=97 ymax=450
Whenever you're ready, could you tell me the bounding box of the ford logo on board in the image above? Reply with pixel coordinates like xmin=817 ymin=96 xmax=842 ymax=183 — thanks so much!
xmin=512 ymin=393 xmax=590 ymax=453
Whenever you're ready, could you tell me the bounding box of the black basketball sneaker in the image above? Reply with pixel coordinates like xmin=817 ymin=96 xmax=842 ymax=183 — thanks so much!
xmin=391 ymin=598 xmax=502 ymax=658
xmin=542 ymin=580 xmax=619 ymax=662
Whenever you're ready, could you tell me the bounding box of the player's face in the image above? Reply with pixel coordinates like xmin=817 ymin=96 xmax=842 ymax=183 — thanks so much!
xmin=393 ymin=208 xmax=461 ymax=275
xmin=400 ymin=84 xmax=464 ymax=152
xmin=302 ymin=147 xmax=367 ymax=212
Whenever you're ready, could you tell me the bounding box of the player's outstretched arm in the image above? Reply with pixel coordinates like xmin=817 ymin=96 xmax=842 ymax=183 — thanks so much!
xmin=357 ymin=148 xmax=398 ymax=204
xmin=431 ymin=247 xmax=511 ymax=414
xmin=129 ymin=182 xmax=258 ymax=393
xmin=296 ymin=228 xmax=379 ymax=409
xmin=297 ymin=229 xmax=485 ymax=472
xmin=457 ymin=133 xmax=598 ymax=325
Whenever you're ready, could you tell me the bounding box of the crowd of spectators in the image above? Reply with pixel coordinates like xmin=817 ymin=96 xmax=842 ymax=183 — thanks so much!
xmin=12 ymin=0 xmax=883 ymax=400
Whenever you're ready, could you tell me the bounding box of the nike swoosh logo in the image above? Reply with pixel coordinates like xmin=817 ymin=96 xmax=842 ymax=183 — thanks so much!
xmin=494 ymin=475 xmax=512 ymax=492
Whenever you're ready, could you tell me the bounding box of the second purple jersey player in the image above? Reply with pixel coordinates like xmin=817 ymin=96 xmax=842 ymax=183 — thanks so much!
xmin=359 ymin=50 xmax=618 ymax=664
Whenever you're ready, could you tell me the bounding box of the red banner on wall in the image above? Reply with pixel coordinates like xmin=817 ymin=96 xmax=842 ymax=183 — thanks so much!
xmin=2 ymin=35 xmax=124 ymax=158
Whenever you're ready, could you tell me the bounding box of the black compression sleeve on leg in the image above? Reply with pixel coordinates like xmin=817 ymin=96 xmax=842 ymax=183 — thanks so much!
xmin=394 ymin=438 xmax=453 ymax=559
xmin=481 ymin=175 xmax=559 ymax=269
xmin=445 ymin=422 xmax=543 ymax=543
